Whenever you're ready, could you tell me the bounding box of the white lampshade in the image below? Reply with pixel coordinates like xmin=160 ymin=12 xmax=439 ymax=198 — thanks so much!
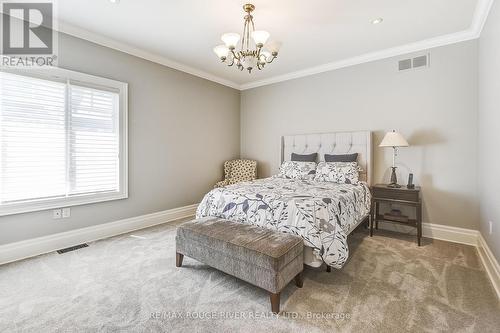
xmin=251 ymin=30 xmax=270 ymax=46
xmin=213 ymin=45 xmax=229 ymax=59
xmin=221 ymin=33 xmax=240 ymax=49
xmin=266 ymin=40 xmax=282 ymax=54
xmin=379 ymin=130 xmax=409 ymax=147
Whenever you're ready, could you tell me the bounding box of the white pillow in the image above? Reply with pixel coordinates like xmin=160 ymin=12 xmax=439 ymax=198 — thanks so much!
xmin=278 ymin=161 xmax=317 ymax=180
xmin=314 ymin=162 xmax=360 ymax=184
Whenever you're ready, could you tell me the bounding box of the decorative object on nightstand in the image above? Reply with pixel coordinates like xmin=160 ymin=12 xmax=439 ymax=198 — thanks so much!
xmin=370 ymin=184 xmax=422 ymax=246
xmin=407 ymin=173 xmax=415 ymax=189
xmin=379 ymin=130 xmax=409 ymax=188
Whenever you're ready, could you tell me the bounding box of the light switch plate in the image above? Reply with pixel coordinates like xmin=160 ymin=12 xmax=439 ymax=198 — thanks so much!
xmin=62 ymin=208 xmax=71 ymax=218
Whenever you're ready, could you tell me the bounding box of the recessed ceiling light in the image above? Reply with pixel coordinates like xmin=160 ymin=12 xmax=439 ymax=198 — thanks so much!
xmin=109 ymin=0 xmax=120 ymax=4
xmin=371 ymin=18 xmax=384 ymax=25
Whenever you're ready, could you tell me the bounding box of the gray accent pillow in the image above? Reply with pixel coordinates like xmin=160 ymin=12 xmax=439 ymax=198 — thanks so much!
xmin=324 ymin=153 xmax=358 ymax=163
xmin=291 ymin=153 xmax=317 ymax=162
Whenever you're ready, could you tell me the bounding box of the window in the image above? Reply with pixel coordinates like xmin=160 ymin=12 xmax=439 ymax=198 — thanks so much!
xmin=0 ymin=68 xmax=128 ymax=216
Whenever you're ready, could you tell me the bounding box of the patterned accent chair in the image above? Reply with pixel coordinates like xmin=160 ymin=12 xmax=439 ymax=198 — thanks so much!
xmin=215 ymin=159 xmax=257 ymax=188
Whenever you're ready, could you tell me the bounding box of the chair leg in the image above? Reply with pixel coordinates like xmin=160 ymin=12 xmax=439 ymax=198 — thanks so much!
xmin=294 ymin=272 xmax=303 ymax=288
xmin=270 ymin=292 xmax=280 ymax=314
xmin=176 ymin=252 xmax=184 ymax=267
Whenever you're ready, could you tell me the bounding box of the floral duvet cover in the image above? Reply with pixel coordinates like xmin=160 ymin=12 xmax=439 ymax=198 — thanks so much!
xmin=196 ymin=176 xmax=371 ymax=268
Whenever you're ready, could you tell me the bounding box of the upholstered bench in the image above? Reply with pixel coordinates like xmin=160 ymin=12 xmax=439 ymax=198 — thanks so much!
xmin=175 ymin=217 xmax=304 ymax=313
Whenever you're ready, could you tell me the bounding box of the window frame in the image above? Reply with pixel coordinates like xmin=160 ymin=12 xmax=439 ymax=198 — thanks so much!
xmin=0 ymin=67 xmax=128 ymax=216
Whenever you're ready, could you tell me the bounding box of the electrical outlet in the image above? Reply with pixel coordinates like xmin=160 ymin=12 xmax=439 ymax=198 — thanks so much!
xmin=53 ymin=209 xmax=62 ymax=219
xmin=62 ymin=208 xmax=71 ymax=218
xmin=489 ymin=221 xmax=493 ymax=235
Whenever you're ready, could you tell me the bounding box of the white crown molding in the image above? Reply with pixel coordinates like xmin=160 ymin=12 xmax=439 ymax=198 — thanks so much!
xmin=471 ymin=0 xmax=495 ymax=37
xmin=57 ymin=22 xmax=241 ymax=90
xmin=0 ymin=204 xmax=198 ymax=266
xmin=240 ymin=30 xmax=477 ymax=90
xmin=57 ymin=1 xmax=493 ymax=91
xmin=240 ymin=0 xmax=494 ymax=90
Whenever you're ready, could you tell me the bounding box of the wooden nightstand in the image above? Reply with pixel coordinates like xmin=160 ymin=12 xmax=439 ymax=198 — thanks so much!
xmin=370 ymin=184 xmax=422 ymax=246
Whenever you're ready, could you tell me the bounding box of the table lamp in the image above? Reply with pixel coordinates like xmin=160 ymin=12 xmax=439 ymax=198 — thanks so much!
xmin=379 ymin=130 xmax=409 ymax=188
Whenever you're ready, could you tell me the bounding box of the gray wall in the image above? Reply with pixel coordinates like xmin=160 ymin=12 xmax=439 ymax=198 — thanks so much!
xmin=0 ymin=33 xmax=240 ymax=245
xmin=241 ymin=40 xmax=479 ymax=229
xmin=478 ymin=2 xmax=500 ymax=259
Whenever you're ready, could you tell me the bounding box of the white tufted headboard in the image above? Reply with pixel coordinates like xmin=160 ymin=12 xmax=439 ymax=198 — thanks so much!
xmin=281 ymin=131 xmax=373 ymax=185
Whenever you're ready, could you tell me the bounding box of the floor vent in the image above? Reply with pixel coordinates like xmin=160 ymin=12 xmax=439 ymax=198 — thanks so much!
xmin=57 ymin=243 xmax=89 ymax=254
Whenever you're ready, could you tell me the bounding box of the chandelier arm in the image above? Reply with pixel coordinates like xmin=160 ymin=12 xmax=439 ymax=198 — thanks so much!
xmin=230 ymin=49 xmax=240 ymax=61
xmin=266 ymin=55 xmax=277 ymax=64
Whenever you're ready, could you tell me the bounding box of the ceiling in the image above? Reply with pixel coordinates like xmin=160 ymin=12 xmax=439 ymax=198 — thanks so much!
xmin=57 ymin=0 xmax=491 ymax=89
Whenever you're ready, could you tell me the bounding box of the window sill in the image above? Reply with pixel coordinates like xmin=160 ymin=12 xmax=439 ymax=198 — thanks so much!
xmin=0 ymin=191 xmax=128 ymax=217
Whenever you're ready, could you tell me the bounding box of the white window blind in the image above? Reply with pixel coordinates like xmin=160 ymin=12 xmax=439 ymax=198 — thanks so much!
xmin=0 ymin=73 xmax=67 ymax=203
xmin=69 ymin=85 xmax=119 ymax=195
xmin=0 ymin=70 xmax=127 ymax=215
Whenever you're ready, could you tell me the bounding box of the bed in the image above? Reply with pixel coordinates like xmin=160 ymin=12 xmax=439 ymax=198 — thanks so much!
xmin=196 ymin=131 xmax=373 ymax=269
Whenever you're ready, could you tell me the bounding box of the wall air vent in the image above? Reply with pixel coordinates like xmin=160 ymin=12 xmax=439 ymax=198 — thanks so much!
xmin=398 ymin=59 xmax=412 ymax=71
xmin=413 ymin=55 xmax=428 ymax=68
xmin=398 ymin=54 xmax=430 ymax=71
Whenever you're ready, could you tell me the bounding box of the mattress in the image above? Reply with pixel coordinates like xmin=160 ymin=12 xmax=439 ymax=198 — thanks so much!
xmin=196 ymin=176 xmax=371 ymax=269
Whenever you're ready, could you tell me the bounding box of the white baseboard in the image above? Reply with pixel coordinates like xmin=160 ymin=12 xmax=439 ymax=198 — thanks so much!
xmin=477 ymin=234 xmax=500 ymax=299
xmin=0 ymin=204 xmax=198 ymax=266
xmin=421 ymin=223 xmax=480 ymax=246
xmin=377 ymin=221 xmax=480 ymax=246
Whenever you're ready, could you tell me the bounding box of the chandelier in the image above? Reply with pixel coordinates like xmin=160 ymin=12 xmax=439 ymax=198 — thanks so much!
xmin=213 ymin=4 xmax=281 ymax=73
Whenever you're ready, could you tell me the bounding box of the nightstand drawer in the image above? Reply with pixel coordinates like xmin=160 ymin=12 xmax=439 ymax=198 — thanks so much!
xmin=372 ymin=187 xmax=419 ymax=202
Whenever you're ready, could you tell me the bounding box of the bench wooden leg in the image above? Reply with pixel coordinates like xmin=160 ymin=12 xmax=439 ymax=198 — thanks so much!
xmin=270 ymin=292 xmax=280 ymax=314
xmin=326 ymin=265 xmax=331 ymax=273
xmin=294 ymin=272 xmax=303 ymax=288
xmin=176 ymin=252 xmax=184 ymax=267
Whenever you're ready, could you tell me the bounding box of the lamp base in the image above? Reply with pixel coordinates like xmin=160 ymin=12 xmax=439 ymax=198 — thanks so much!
xmin=387 ymin=166 xmax=400 ymax=188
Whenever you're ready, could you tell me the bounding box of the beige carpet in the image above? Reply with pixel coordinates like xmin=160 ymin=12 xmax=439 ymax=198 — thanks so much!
xmin=0 ymin=218 xmax=498 ymax=333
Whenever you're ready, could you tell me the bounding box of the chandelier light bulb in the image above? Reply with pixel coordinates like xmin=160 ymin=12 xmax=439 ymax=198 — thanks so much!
xmin=221 ymin=33 xmax=240 ymax=49
xmin=251 ymin=30 xmax=270 ymax=47
xmin=213 ymin=45 xmax=230 ymax=60
xmin=266 ymin=41 xmax=282 ymax=55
